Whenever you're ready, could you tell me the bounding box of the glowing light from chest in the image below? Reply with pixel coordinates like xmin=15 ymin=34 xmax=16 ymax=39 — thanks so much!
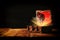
xmin=32 ymin=10 xmax=52 ymax=27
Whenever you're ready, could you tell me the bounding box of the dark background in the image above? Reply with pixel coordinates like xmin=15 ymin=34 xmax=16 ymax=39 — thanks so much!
xmin=0 ymin=0 xmax=59 ymax=29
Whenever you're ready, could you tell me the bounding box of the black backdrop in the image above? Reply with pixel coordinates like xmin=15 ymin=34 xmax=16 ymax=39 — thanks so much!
xmin=0 ymin=0 xmax=58 ymax=29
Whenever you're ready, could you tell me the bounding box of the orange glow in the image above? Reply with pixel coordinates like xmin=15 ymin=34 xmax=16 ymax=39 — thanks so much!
xmin=1 ymin=28 xmax=28 ymax=36
xmin=0 ymin=28 xmax=55 ymax=37
xmin=32 ymin=10 xmax=52 ymax=27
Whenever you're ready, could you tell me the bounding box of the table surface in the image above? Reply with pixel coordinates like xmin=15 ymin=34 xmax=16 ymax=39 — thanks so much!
xmin=0 ymin=28 xmax=56 ymax=37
